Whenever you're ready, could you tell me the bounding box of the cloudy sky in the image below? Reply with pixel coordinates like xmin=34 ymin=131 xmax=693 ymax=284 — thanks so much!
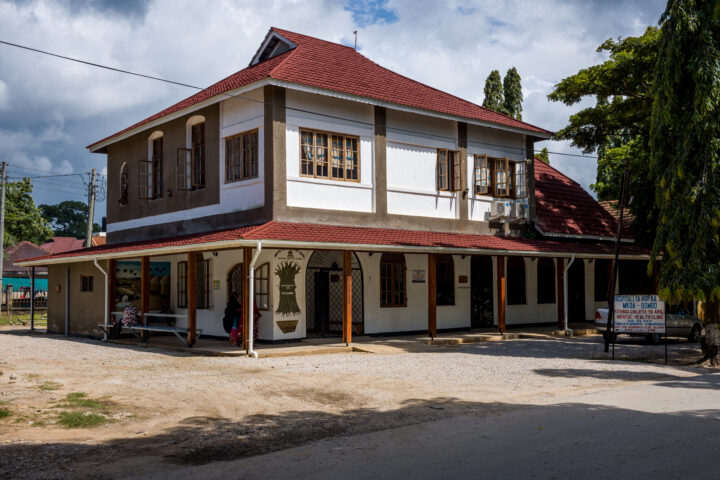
xmin=0 ymin=0 xmax=667 ymax=226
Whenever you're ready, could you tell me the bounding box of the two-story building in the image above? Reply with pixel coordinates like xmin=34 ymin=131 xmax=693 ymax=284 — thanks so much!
xmin=19 ymin=28 xmax=653 ymax=350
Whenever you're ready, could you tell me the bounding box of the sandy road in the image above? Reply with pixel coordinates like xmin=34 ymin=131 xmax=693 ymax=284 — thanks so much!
xmin=0 ymin=329 xmax=706 ymax=479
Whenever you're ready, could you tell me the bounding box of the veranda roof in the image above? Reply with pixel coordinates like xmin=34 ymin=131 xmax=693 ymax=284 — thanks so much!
xmin=17 ymin=221 xmax=651 ymax=267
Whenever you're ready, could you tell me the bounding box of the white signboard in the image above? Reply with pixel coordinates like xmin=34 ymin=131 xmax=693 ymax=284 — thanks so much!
xmin=614 ymin=295 xmax=665 ymax=333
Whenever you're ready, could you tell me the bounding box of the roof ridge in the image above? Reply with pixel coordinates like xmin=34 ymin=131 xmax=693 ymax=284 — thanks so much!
xmin=271 ymin=27 xmax=355 ymax=51
xmin=267 ymin=43 xmax=300 ymax=76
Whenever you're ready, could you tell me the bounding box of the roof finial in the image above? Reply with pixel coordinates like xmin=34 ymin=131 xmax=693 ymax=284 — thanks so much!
xmin=353 ymin=30 xmax=358 ymax=50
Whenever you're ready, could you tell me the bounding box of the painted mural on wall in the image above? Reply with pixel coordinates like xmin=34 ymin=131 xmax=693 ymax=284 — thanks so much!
xmin=115 ymin=261 xmax=170 ymax=310
xmin=273 ymin=250 xmax=305 ymax=333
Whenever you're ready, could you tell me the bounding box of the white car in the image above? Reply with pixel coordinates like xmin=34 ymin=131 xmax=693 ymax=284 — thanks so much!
xmin=595 ymin=305 xmax=703 ymax=344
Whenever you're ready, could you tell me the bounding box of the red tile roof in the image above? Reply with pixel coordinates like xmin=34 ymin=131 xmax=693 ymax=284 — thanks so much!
xmin=18 ymin=221 xmax=648 ymax=265
xmin=40 ymin=236 xmax=85 ymax=254
xmin=3 ymin=241 xmax=50 ymax=275
xmin=88 ymin=28 xmax=551 ymax=151
xmin=534 ymin=159 xmax=630 ymax=240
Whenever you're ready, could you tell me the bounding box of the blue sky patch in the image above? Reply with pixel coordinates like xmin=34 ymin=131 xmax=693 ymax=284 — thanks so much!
xmin=344 ymin=0 xmax=398 ymax=27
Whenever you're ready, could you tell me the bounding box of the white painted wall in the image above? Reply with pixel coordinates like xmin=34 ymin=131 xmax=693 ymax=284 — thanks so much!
xmin=360 ymin=253 xmax=471 ymax=334
xmin=285 ymin=90 xmax=374 ymax=212
xmin=386 ymin=110 xmax=460 ymax=219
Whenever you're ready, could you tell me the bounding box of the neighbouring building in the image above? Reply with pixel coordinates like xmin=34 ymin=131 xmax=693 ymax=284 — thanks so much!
xmin=18 ymin=28 xmax=655 ymax=346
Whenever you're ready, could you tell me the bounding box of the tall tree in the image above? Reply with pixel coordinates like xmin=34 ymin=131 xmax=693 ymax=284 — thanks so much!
xmin=40 ymin=200 xmax=100 ymax=239
xmin=502 ymin=67 xmax=523 ymax=120
xmin=547 ymin=27 xmax=660 ymax=246
xmin=650 ymin=0 xmax=720 ymax=362
xmin=3 ymin=179 xmax=53 ymax=246
xmin=536 ymin=147 xmax=550 ymax=164
xmin=482 ymin=70 xmax=504 ymax=112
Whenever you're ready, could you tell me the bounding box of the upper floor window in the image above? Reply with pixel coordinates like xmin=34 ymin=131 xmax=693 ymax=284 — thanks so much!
xmin=380 ymin=253 xmax=406 ymax=307
xmin=226 ymin=129 xmax=259 ymax=183
xmin=119 ymin=162 xmax=129 ymax=205
xmin=437 ymin=149 xmax=461 ymax=192
xmin=140 ymin=133 xmax=163 ymax=200
xmin=473 ymin=155 xmax=528 ymax=199
xmin=436 ymin=254 xmax=455 ymax=306
xmin=300 ymin=128 xmax=359 ymax=182
xmin=177 ymin=117 xmax=206 ymax=190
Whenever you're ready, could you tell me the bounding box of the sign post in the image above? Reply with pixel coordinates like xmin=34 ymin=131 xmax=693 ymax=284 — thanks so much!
xmin=613 ymin=294 xmax=666 ymax=361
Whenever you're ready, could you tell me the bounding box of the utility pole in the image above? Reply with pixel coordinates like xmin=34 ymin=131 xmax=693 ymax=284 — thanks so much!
xmin=85 ymin=168 xmax=96 ymax=248
xmin=604 ymin=161 xmax=630 ymax=353
xmin=0 ymin=161 xmax=6 ymax=303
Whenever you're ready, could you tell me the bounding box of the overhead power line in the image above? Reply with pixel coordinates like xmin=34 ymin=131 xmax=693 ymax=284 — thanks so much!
xmin=0 ymin=38 xmax=600 ymax=160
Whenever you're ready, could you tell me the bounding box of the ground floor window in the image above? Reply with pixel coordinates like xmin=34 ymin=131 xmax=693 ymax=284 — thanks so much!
xmin=594 ymin=259 xmax=612 ymax=301
xmin=436 ymin=254 xmax=455 ymax=306
xmin=255 ymin=262 xmax=270 ymax=310
xmin=536 ymin=258 xmax=555 ymax=304
xmin=507 ymin=257 xmax=526 ymax=305
xmin=177 ymin=258 xmax=211 ymax=309
xmin=380 ymin=253 xmax=406 ymax=307
xmin=80 ymin=275 xmax=93 ymax=292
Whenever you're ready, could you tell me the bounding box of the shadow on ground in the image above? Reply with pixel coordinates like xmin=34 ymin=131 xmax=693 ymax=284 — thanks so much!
xmin=2 ymin=373 xmax=720 ymax=479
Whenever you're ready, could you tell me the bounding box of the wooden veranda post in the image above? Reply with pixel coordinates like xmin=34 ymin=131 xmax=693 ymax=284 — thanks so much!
xmin=556 ymin=258 xmax=565 ymax=330
xmin=428 ymin=253 xmax=437 ymax=338
xmin=187 ymin=252 xmax=197 ymax=347
xmin=342 ymin=250 xmax=352 ymax=345
xmin=141 ymin=256 xmax=150 ymax=340
xmin=30 ymin=266 xmax=35 ymax=331
xmin=108 ymin=259 xmax=116 ymax=322
xmin=497 ymin=256 xmax=506 ymax=333
xmin=242 ymin=247 xmax=252 ymax=350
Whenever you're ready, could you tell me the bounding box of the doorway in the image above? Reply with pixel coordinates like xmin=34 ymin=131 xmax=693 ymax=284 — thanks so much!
xmin=471 ymin=256 xmax=494 ymax=328
xmin=305 ymin=251 xmax=364 ymax=336
xmin=567 ymin=260 xmax=586 ymax=321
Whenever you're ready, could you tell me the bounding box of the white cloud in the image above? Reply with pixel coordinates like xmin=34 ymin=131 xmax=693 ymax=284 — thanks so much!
xmin=0 ymin=0 xmax=666 ymax=209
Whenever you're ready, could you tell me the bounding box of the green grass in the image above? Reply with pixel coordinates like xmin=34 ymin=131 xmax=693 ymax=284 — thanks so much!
xmin=57 ymin=411 xmax=111 ymax=428
xmin=36 ymin=381 xmax=62 ymax=391
xmin=0 ymin=313 xmax=47 ymax=326
xmin=54 ymin=393 xmax=113 ymax=412
xmin=0 ymin=408 xmax=11 ymax=419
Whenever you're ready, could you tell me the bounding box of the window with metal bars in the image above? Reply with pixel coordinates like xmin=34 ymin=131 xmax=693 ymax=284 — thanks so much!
xmin=177 ymin=259 xmax=211 ymax=309
xmin=436 ymin=149 xmax=461 ymax=191
xmin=473 ymin=154 xmax=490 ymax=195
xmin=300 ymin=128 xmax=359 ymax=181
xmin=119 ymin=162 xmax=129 ymax=205
xmin=255 ymin=262 xmax=270 ymax=310
xmin=436 ymin=254 xmax=455 ymax=306
xmin=139 ymin=137 xmax=163 ymax=199
xmin=225 ymin=129 xmax=259 ymax=182
xmin=507 ymin=257 xmax=526 ymax=305
xmin=177 ymin=122 xmax=206 ymax=190
xmin=536 ymin=258 xmax=556 ymax=304
xmin=80 ymin=275 xmax=93 ymax=292
xmin=380 ymin=253 xmax=406 ymax=307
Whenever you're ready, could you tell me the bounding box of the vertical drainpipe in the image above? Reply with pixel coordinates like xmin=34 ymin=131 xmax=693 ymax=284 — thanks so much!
xmin=65 ymin=268 xmax=70 ymax=336
xmin=247 ymin=241 xmax=262 ymax=358
xmin=93 ymin=258 xmax=108 ymax=341
xmin=563 ymin=255 xmax=575 ymax=336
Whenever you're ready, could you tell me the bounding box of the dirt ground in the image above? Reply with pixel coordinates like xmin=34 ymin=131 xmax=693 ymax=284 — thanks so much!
xmin=0 ymin=327 xmax=709 ymax=479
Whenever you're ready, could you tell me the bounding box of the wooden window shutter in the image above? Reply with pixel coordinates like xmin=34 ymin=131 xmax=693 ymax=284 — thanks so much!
xmin=451 ymin=151 xmax=461 ymax=192
xmin=138 ymin=159 xmax=150 ymax=199
xmin=436 ymin=149 xmax=448 ymax=191
xmin=177 ymin=148 xmax=191 ymax=190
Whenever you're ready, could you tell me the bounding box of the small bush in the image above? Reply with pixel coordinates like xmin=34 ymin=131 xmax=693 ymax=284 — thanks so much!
xmin=57 ymin=411 xmax=110 ymax=429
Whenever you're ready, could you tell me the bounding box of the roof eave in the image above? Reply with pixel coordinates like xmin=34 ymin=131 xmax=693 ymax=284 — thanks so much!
xmin=535 ymin=223 xmax=635 ymax=243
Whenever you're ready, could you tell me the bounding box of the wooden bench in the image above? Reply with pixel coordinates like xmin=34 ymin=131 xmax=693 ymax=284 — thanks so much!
xmin=129 ymin=325 xmax=203 ymax=348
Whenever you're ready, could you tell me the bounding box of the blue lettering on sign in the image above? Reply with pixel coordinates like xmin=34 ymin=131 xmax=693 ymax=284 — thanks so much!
xmin=622 ymin=302 xmax=635 ymax=308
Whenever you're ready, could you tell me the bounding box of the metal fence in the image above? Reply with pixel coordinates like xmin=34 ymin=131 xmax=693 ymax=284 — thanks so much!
xmin=2 ymin=287 xmax=48 ymax=312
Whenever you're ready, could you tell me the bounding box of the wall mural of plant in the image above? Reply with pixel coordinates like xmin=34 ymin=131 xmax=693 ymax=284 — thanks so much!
xmin=275 ymin=261 xmax=301 ymax=316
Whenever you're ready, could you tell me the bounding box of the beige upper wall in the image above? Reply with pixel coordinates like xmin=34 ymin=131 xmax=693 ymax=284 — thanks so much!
xmin=106 ymin=103 xmax=220 ymax=225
